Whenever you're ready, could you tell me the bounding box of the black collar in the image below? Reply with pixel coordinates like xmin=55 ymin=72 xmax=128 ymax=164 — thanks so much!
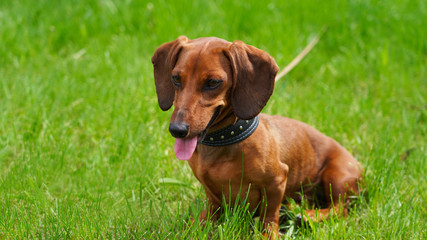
xmin=201 ymin=116 xmax=259 ymax=147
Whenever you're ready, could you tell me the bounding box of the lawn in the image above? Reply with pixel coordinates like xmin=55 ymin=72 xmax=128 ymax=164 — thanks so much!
xmin=0 ymin=0 xmax=426 ymax=239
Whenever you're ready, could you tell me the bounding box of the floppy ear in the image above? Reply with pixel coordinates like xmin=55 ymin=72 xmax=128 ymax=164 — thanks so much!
xmin=151 ymin=36 xmax=189 ymax=111
xmin=225 ymin=41 xmax=279 ymax=120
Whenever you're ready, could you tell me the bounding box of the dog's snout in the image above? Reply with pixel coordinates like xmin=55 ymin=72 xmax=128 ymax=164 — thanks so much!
xmin=169 ymin=122 xmax=190 ymax=138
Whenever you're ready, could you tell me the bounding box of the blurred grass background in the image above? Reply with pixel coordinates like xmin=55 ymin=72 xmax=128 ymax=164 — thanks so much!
xmin=0 ymin=0 xmax=426 ymax=238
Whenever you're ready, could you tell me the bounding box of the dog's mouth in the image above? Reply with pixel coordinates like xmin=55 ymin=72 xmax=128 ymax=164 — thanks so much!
xmin=174 ymin=136 xmax=198 ymax=161
xmin=173 ymin=107 xmax=222 ymax=161
xmin=173 ymin=132 xmax=207 ymax=161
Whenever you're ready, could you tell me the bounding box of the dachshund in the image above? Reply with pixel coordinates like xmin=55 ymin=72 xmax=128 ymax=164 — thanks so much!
xmin=152 ymin=36 xmax=362 ymax=238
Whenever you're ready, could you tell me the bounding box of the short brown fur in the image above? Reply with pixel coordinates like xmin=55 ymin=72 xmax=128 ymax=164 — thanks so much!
xmin=152 ymin=36 xmax=362 ymax=238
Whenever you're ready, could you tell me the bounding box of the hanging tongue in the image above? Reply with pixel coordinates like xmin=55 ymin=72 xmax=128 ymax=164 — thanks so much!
xmin=174 ymin=137 xmax=198 ymax=160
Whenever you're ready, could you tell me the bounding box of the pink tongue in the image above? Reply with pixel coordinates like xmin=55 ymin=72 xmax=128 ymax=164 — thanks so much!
xmin=174 ymin=137 xmax=198 ymax=160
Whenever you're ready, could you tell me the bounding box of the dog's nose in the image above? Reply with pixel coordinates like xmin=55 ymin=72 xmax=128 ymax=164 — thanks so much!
xmin=169 ymin=122 xmax=190 ymax=138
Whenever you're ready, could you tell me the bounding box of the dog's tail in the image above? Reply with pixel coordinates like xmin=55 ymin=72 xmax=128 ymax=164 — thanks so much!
xmin=275 ymin=26 xmax=327 ymax=82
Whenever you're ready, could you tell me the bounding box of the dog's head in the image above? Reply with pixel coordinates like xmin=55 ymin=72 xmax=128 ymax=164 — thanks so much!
xmin=152 ymin=36 xmax=278 ymax=160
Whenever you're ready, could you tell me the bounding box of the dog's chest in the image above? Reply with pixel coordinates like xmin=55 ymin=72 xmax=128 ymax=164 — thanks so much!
xmin=198 ymin=159 xmax=243 ymax=186
xmin=191 ymin=157 xmax=261 ymax=206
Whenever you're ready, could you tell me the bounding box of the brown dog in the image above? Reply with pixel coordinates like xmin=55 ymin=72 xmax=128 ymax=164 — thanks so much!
xmin=152 ymin=36 xmax=362 ymax=237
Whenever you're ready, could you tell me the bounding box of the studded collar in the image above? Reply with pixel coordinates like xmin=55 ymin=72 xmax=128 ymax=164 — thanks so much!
xmin=200 ymin=116 xmax=259 ymax=147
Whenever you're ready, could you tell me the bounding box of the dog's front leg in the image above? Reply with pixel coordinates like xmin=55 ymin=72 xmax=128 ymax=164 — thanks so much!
xmin=259 ymin=164 xmax=288 ymax=239
xmin=199 ymin=193 xmax=222 ymax=223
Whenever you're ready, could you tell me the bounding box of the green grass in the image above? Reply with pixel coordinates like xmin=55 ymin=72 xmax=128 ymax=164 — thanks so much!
xmin=0 ymin=0 xmax=426 ymax=238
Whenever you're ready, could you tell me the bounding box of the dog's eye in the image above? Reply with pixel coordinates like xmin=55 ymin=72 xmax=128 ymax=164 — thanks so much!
xmin=204 ymin=79 xmax=222 ymax=90
xmin=171 ymin=75 xmax=181 ymax=87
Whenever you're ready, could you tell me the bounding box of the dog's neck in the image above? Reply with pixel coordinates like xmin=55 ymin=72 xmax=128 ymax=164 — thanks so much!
xmin=206 ymin=106 xmax=237 ymax=134
xmin=200 ymin=105 xmax=260 ymax=147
